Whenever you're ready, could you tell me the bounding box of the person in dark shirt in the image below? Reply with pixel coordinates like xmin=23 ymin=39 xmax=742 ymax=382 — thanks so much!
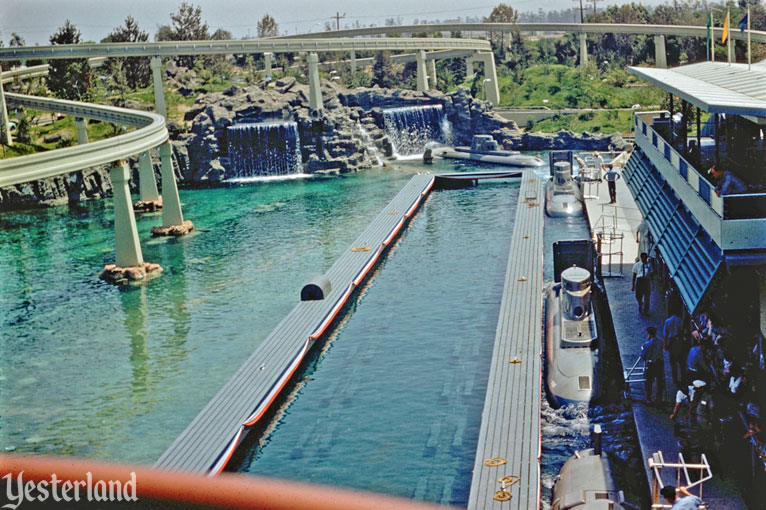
xmin=660 ymin=485 xmax=703 ymax=510
xmin=641 ymin=326 xmax=665 ymax=403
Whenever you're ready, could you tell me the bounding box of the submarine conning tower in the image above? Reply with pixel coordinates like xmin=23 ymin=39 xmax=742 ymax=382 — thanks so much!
xmin=561 ymin=266 xmax=592 ymax=321
xmin=553 ymin=161 xmax=573 ymax=187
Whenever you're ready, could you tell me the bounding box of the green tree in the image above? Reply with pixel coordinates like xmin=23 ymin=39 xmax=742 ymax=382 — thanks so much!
xmin=103 ymin=16 xmax=151 ymax=90
xmin=485 ymin=3 xmax=519 ymax=58
xmin=48 ymin=20 xmax=92 ymax=100
xmin=257 ymin=14 xmax=279 ymax=38
xmin=372 ymin=51 xmax=398 ymax=88
xmin=211 ymin=28 xmax=232 ymax=40
xmin=168 ymin=2 xmax=210 ymax=67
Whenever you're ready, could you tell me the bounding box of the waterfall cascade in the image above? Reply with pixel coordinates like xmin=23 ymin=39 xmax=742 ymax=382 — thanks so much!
xmin=382 ymin=105 xmax=453 ymax=157
xmin=227 ymin=121 xmax=302 ymax=178
xmin=356 ymin=121 xmax=383 ymax=166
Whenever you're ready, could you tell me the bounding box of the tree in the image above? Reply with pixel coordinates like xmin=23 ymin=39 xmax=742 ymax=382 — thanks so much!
xmin=211 ymin=28 xmax=232 ymax=40
xmin=485 ymin=4 xmax=520 ymax=58
xmin=48 ymin=20 xmax=92 ymax=100
xmin=155 ymin=24 xmax=173 ymax=41
xmin=257 ymin=14 xmax=279 ymax=38
xmin=168 ymin=2 xmax=210 ymax=67
xmin=372 ymin=51 xmax=398 ymax=88
xmin=103 ymin=17 xmax=151 ymax=90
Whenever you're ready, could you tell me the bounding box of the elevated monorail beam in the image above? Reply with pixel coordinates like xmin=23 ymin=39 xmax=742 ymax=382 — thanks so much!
xmin=282 ymin=23 xmax=766 ymax=44
xmin=0 ymin=38 xmax=491 ymax=61
xmin=0 ymin=93 xmax=167 ymax=188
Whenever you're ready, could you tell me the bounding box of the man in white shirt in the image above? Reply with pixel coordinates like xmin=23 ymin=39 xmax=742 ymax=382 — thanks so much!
xmin=632 ymin=252 xmax=652 ymax=315
xmin=593 ymin=151 xmax=606 ymax=181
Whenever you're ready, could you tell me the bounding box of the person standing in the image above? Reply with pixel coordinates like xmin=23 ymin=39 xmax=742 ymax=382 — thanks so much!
xmin=663 ymin=309 xmax=686 ymax=387
xmin=603 ymin=165 xmax=621 ymax=203
xmin=632 ymin=252 xmax=652 ymax=315
xmin=641 ymin=326 xmax=665 ymax=403
xmin=593 ymin=151 xmax=606 ymax=181
xmin=636 ymin=219 xmax=652 ymax=256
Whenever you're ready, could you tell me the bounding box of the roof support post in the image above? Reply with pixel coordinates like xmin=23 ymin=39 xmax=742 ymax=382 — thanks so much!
xmin=429 ymin=59 xmax=438 ymax=90
xmin=714 ymin=114 xmax=720 ymax=166
xmin=138 ymin=150 xmax=160 ymax=202
xmin=669 ymin=93 xmax=674 ymax=145
xmin=264 ymin=52 xmax=273 ymax=80
xmin=654 ymin=35 xmax=667 ymax=69
xmin=350 ymin=50 xmax=357 ymax=73
xmin=159 ymin=142 xmax=184 ymax=227
xmin=474 ymin=51 xmax=500 ymax=106
xmin=75 ymin=117 xmax=89 ymax=144
xmin=681 ymin=100 xmax=688 ymax=158
xmin=110 ymin=160 xmax=144 ymax=268
xmin=416 ymin=50 xmax=429 ymax=91
xmin=150 ymin=57 xmax=167 ymax=118
xmin=696 ymin=107 xmax=701 ymax=168
xmin=579 ymin=33 xmax=588 ymax=68
xmin=0 ymin=78 xmax=12 ymax=146
xmin=307 ymin=52 xmax=323 ymax=112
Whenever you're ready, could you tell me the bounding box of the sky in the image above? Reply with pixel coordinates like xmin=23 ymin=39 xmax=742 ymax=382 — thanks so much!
xmin=2 ymin=0 xmax=670 ymax=46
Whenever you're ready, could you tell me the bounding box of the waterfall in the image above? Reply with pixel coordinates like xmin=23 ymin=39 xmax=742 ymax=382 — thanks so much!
xmin=356 ymin=121 xmax=383 ymax=166
xmin=227 ymin=121 xmax=302 ymax=177
xmin=382 ymin=105 xmax=453 ymax=157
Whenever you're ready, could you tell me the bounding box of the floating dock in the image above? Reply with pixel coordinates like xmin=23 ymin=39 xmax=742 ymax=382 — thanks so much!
xmin=155 ymin=173 xmax=435 ymax=474
xmin=467 ymin=172 xmax=544 ymax=510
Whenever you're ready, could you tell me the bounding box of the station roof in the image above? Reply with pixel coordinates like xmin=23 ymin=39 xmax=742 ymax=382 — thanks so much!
xmin=628 ymin=61 xmax=766 ymax=118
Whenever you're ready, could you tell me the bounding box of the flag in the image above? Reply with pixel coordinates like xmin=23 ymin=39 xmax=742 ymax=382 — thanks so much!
xmin=722 ymin=11 xmax=730 ymax=43
xmin=740 ymin=13 xmax=749 ymax=35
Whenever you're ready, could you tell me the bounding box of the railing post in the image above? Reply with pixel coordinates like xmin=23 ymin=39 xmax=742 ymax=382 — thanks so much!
xmin=416 ymin=50 xmax=429 ymax=91
xmin=350 ymin=50 xmax=357 ymax=74
xmin=307 ymin=52 xmax=323 ymax=112
xmin=159 ymin=142 xmax=183 ymax=227
xmin=150 ymin=56 xmax=167 ymax=118
xmin=579 ymin=33 xmax=588 ymax=68
xmin=0 ymin=79 xmax=12 ymax=146
xmin=429 ymin=59 xmax=438 ymax=90
xmin=74 ymin=117 xmax=89 ymax=144
xmin=110 ymin=160 xmax=144 ymax=268
xmin=654 ymin=35 xmax=667 ymax=69
xmin=138 ymin=150 xmax=160 ymax=202
xmin=264 ymin=52 xmax=273 ymax=80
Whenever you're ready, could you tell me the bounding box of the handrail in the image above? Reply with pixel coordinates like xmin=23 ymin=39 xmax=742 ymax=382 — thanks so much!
xmin=0 ymin=93 xmax=167 ymax=187
xmin=0 ymin=37 xmax=491 ymax=61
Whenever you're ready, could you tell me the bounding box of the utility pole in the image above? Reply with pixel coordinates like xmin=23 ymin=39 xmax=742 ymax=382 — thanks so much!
xmin=573 ymin=0 xmax=584 ymax=23
xmin=591 ymin=0 xmax=603 ymax=15
xmin=332 ymin=12 xmax=346 ymax=31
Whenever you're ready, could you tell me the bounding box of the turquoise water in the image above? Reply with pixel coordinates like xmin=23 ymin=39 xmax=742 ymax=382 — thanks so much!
xmin=235 ymin=177 xmax=519 ymax=506
xmin=0 ymin=168 xmax=422 ymax=463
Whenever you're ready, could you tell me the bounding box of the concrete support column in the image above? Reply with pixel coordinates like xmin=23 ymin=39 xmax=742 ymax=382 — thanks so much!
xmin=475 ymin=51 xmax=500 ymax=106
xmin=350 ymin=50 xmax=357 ymax=73
xmin=110 ymin=161 xmax=144 ymax=268
xmin=654 ymin=35 xmax=667 ymax=69
xmin=466 ymin=58 xmax=475 ymax=78
xmin=150 ymin=57 xmax=167 ymax=118
xmin=416 ymin=50 xmax=429 ymax=92
xmin=429 ymin=59 xmax=438 ymax=90
xmin=159 ymin=143 xmax=184 ymax=227
xmin=307 ymin=53 xmax=323 ymax=112
xmin=74 ymin=117 xmax=89 ymax=144
xmin=579 ymin=33 xmax=588 ymax=68
xmin=0 ymin=80 xmax=11 ymax=146
xmin=138 ymin=150 xmax=160 ymax=202
xmin=264 ymin=52 xmax=273 ymax=79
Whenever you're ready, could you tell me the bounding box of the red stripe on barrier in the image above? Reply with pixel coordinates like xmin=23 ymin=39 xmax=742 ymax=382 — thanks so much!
xmin=382 ymin=217 xmax=405 ymax=246
xmin=308 ymin=282 xmax=355 ymax=341
xmin=353 ymin=246 xmax=383 ymax=287
xmin=421 ymin=177 xmax=435 ymax=196
xmin=404 ymin=197 xmax=421 ymax=218
xmin=210 ymin=427 xmax=244 ymax=476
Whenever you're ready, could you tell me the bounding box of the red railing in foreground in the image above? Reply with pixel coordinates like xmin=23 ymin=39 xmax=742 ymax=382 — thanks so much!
xmin=0 ymin=454 xmax=459 ymax=510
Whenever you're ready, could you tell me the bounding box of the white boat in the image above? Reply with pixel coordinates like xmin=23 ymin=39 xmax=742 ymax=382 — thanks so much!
xmin=545 ymin=161 xmax=583 ymax=217
xmin=432 ymin=135 xmax=545 ymax=167
xmin=545 ymin=265 xmax=599 ymax=407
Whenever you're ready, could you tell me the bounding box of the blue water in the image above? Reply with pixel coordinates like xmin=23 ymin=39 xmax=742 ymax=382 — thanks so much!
xmin=236 ymin=176 xmax=519 ymax=506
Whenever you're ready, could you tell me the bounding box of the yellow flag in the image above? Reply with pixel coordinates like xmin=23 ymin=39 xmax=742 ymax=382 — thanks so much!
xmin=723 ymin=11 xmax=730 ymax=43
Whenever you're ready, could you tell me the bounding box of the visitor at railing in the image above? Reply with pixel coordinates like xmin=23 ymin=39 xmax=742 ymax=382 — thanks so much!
xmin=709 ymin=165 xmax=747 ymax=197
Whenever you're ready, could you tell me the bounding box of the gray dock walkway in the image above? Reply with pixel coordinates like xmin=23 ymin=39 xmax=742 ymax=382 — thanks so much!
xmin=582 ymin=161 xmax=746 ymax=510
xmin=468 ymin=172 xmax=544 ymax=510
xmin=155 ymin=173 xmax=435 ymax=474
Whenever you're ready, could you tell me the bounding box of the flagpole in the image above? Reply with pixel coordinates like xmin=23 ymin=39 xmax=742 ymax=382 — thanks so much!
xmin=710 ymin=10 xmax=714 ymax=62
xmin=747 ymin=5 xmax=750 ymax=71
